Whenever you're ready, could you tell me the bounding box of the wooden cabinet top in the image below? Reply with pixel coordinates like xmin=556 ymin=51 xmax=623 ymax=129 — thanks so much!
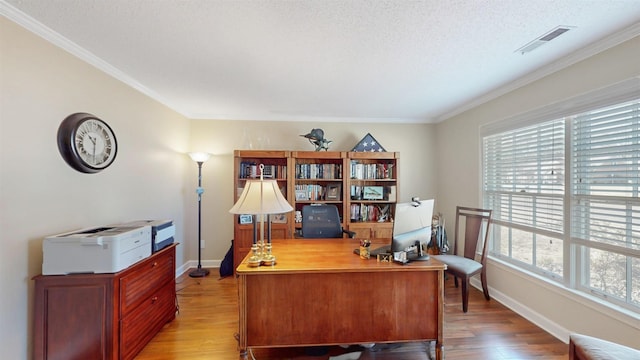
xmin=233 ymin=150 xmax=400 ymax=160
xmin=234 ymin=150 xmax=290 ymax=158
xmin=348 ymin=151 xmax=400 ymax=160
xmin=291 ymin=151 xmax=346 ymax=159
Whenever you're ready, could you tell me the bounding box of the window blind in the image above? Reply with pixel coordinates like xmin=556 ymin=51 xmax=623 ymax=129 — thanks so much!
xmin=571 ymin=99 xmax=640 ymax=249
xmin=483 ymin=119 xmax=565 ymax=234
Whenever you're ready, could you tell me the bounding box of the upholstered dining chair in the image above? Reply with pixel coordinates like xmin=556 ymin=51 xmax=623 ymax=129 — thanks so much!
xmin=432 ymin=206 xmax=492 ymax=312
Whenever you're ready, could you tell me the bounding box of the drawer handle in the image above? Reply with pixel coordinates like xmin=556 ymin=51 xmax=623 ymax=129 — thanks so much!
xmin=151 ymin=296 xmax=158 ymax=303
xmin=152 ymin=262 xmax=158 ymax=267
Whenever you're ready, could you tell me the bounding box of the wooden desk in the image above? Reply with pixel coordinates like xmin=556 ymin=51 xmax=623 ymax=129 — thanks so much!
xmin=236 ymin=239 xmax=446 ymax=359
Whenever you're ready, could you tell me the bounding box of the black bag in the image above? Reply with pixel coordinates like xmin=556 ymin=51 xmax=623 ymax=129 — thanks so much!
xmin=219 ymin=240 xmax=234 ymax=278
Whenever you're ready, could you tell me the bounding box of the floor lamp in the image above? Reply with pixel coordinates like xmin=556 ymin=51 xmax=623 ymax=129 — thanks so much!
xmin=189 ymin=152 xmax=211 ymax=278
xmin=229 ymin=164 xmax=293 ymax=267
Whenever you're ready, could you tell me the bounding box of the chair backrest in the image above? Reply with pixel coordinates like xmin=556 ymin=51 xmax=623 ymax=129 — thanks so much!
xmin=453 ymin=206 xmax=492 ymax=264
xmin=301 ymin=204 xmax=344 ymax=238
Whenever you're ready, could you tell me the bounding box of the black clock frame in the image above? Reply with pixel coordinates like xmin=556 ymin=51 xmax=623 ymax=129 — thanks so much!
xmin=57 ymin=112 xmax=118 ymax=173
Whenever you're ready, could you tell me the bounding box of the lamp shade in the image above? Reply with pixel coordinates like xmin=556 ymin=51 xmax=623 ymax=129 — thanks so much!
xmin=188 ymin=152 xmax=211 ymax=163
xmin=229 ymin=179 xmax=293 ymax=215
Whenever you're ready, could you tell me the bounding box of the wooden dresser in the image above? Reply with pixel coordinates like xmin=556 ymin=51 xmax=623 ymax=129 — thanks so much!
xmin=33 ymin=243 xmax=177 ymax=360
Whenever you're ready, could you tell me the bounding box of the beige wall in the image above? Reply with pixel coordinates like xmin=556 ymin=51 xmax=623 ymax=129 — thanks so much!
xmin=0 ymin=18 xmax=190 ymax=359
xmin=190 ymin=120 xmax=438 ymax=262
xmin=435 ymin=36 xmax=640 ymax=347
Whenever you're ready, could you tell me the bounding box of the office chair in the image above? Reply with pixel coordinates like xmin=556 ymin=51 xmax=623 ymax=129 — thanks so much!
xmin=301 ymin=204 xmax=355 ymax=238
xmin=432 ymin=206 xmax=492 ymax=312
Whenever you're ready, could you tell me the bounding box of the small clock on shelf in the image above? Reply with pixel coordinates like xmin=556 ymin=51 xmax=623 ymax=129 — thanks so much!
xmin=57 ymin=112 xmax=118 ymax=173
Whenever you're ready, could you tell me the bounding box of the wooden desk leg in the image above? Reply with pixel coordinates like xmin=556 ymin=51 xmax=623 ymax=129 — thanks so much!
xmin=237 ymin=275 xmax=248 ymax=359
xmin=435 ymin=341 xmax=443 ymax=360
xmin=436 ymin=269 xmax=445 ymax=360
xmin=425 ymin=340 xmax=443 ymax=360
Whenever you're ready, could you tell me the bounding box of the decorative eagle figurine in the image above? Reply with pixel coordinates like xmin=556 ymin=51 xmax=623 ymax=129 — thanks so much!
xmin=300 ymin=128 xmax=332 ymax=151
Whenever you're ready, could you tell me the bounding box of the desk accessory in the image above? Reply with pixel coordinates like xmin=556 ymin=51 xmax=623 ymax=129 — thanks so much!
xmin=359 ymin=239 xmax=371 ymax=259
xmin=188 ymin=152 xmax=211 ymax=277
xmin=376 ymin=253 xmax=392 ymax=262
xmin=230 ymin=164 xmax=293 ymax=266
xmin=300 ymin=128 xmax=332 ymax=151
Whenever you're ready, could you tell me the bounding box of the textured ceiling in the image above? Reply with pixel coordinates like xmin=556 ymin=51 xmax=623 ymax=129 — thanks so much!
xmin=2 ymin=0 xmax=640 ymax=123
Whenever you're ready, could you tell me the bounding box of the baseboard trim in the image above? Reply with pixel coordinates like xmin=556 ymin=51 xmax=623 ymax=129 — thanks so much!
xmin=176 ymin=260 xmax=221 ymax=278
xmin=469 ymin=277 xmax=571 ymax=344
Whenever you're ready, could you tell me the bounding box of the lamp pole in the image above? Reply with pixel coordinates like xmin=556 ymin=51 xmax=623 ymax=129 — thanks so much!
xmin=189 ymin=153 xmax=211 ymax=277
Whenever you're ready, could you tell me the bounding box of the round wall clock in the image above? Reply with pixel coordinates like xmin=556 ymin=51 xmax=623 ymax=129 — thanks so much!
xmin=57 ymin=112 xmax=118 ymax=173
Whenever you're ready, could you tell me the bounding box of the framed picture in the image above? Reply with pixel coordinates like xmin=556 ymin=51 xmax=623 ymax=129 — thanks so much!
xmin=271 ymin=213 xmax=287 ymax=223
xmin=325 ymin=183 xmax=342 ymax=200
xmin=295 ymin=189 xmax=308 ymax=201
xmin=239 ymin=214 xmax=253 ymax=224
xmin=362 ymin=186 xmax=384 ymax=200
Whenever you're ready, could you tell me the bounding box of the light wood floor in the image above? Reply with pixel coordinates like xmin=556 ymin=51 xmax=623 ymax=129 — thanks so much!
xmin=135 ymin=270 xmax=569 ymax=360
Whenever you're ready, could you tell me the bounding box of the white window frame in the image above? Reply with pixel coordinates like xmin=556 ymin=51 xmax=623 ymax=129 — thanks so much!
xmin=481 ymin=78 xmax=640 ymax=312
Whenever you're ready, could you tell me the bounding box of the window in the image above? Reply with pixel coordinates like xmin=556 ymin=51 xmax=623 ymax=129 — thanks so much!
xmin=572 ymin=100 xmax=640 ymax=307
xmin=483 ymin=119 xmax=565 ymax=278
xmin=482 ymin=97 xmax=640 ymax=311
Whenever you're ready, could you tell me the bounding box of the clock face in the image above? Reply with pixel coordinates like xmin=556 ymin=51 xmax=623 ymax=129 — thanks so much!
xmin=57 ymin=113 xmax=118 ymax=173
xmin=74 ymin=118 xmax=116 ymax=169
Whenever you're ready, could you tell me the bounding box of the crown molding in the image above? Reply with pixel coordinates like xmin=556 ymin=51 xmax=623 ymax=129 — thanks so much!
xmin=1 ymin=1 xmax=186 ymax=117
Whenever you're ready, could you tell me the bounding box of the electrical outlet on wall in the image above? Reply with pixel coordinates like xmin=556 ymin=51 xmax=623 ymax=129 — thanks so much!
xmin=200 ymin=240 xmax=205 ymax=248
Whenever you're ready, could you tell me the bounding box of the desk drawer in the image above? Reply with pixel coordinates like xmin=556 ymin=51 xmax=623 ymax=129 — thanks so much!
xmin=119 ymin=281 xmax=176 ymax=360
xmin=120 ymin=250 xmax=174 ymax=316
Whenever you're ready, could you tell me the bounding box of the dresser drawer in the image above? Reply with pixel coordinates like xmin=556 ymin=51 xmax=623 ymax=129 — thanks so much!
xmin=119 ymin=281 xmax=176 ymax=360
xmin=119 ymin=250 xmax=174 ymax=316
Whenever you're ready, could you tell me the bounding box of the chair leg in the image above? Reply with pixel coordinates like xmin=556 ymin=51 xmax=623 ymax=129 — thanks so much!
xmin=453 ymin=275 xmax=459 ymax=288
xmin=461 ymin=278 xmax=469 ymax=313
xmin=481 ymin=269 xmax=490 ymax=301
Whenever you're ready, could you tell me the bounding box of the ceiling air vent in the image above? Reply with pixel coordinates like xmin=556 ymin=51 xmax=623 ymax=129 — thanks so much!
xmin=516 ymin=26 xmax=575 ymax=54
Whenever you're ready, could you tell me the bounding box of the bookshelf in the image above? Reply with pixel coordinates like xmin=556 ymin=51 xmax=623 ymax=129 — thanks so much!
xmin=291 ymin=151 xmax=348 ymax=237
xmin=232 ymin=150 xmax=399 ymax=270
xmin=346 ymin=152 xmax=399 ymax=239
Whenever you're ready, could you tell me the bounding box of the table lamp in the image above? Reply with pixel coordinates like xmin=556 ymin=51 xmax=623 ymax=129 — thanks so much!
xmin=229 ymin=164 xmax=293 ymax=266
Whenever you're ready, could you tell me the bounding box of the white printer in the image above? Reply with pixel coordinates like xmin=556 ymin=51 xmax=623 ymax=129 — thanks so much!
xmin=42 ymin=225 xmax=151 ymax=275
xmin=116 ymin=220 xmax=175 ymax=253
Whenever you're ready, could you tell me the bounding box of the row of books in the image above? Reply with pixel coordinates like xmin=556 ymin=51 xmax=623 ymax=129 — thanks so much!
xmin=350 ymin=161 xmax=395 ymax=180
xmin=295 ymin=184 xmax=326 ymax=201
xmin=295 ymin=163 xmax=343 ymax=179
xmin=238 ymin=162 xmax=287 ymax=179
xmin=350 ymin=204 xmax=391 ymax=222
